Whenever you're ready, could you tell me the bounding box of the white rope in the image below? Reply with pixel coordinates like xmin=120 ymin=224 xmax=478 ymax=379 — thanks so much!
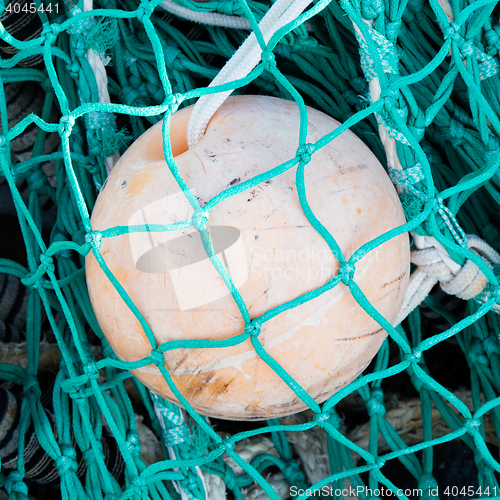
xmin=83 ymin=0 xmax=120 ymax=175
xmin=186 ymin=0 xmax=313 ymax=148
xmin=351 ymin=10 xmax=500 ymax=323
xmin=160 ymin=0 xmax=251 ymax=29
xmin=395 ymin=235 xmax=500 ymax=325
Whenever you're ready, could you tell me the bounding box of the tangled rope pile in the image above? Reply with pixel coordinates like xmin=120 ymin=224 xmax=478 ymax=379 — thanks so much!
xmin=2 ymin=0 xmax=500 ymax=498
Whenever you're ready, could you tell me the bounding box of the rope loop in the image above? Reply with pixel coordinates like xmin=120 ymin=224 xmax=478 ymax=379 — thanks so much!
xmin=27 ymin=168 xmax=47 ymax=192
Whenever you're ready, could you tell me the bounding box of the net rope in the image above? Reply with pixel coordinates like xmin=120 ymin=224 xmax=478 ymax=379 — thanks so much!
xmin=1 ymin=0 xmax=500 ymax=498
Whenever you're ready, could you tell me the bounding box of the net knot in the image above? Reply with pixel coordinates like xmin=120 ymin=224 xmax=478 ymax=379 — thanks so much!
xmin=468 ymin=341 xmax=489 ymax=366
xmin=192 ymin=209 xmax=209 ymax=231
xmin=66 ymin=60 xmax=81 ymax=79
xmin=380 ymin=87 xmax=399 ymax=110
xmin=446 ymin=118 xmax=466 ymax=146
xmin=296 ymin=143 xmax=315 ymax=165
xmin=360 ymin=0 xmax=384 ymax=20
xmin=223 ymin=467 xmax=238 ymax=490
xmin=126 ymin=433 xmax=141 ymax=456
xmin=464 ymin=418 xmax=481 ymax=434
xmin=40 ymin=253 xmax=55 ymax=274
xmin=42 ymin=24 xmax=59 ymax=44
xmin=59 ymin=115 xmax=76 ymax=136
xmin=313 ymin=410 xmax=340 ymax=428
xmin=367 ymin=388 xmax=386 ymax=417
xmin=165 ymin=93 xmax=182 ymax=112
xmin=385 ymin=20 xmax=402 ymax=40
xmin=459 ymin=40 xmax=475 ymax=59
xmin=492 ymin=286 xmax=500 ymax=305
xmin=406 ymin=348 xmax=422 ymax=364
xmin=131 ymin=475 xmax=147 ymax=488
xmin=136 ymin=1 xmax=154 ymax=22
xmin=102 ymin=343 xmax=117 ymax=359
xmin=444 ymin=22 xmax=461 ymax=42
xmin=485 ymin=28 xmax=500 ymax=54
xmin=27 ymin=168 xmax=47 ymax=192
xmin=244 ymin=321 xmax=261 ymax=337
xmin=85 ymin=230 xmax=102 ymax=250
xmin=407 ymin=0 xmax=423 ymax=12
xmin=418 ymin=474 xmax=438 ymax=492
xmin=0 ymin=135 xmax=8 ymax=155
xmin=84 ymin=361 xmax=100 ymax=382
xmin=261 ymin=50 xmax=276 ymax=68
xmin=82 ymin=442 xmax=103 ymax=465
xmin=283 ymin=460 xmax=304 ymax=482
xmin=482 ymin=336 xmax=500 ymax=358
xmin=55 ymin=446 xmax=78 ymax=476
xmin=220 ymin=437 xmax=235 ymax=452
xmin=293 ymin=35 xmax=318 ymax=51
xmin=424 ymin=196 xmax=440 ymax=213
xmin=339 ymin=262 xmax=355 ymax=284
xmin=5 ymin=471 xmax=28 ymax=496
xmin=149 ymin=348 xmax=165 ymax=368
xmin=23 ymin=375 xmax=41 ymax=399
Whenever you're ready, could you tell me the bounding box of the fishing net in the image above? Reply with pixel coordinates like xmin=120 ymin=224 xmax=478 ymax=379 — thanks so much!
xmin=1 ymin=0 xmax=500 ymax=498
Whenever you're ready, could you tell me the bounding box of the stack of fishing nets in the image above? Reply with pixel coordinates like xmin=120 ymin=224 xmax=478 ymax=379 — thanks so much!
xmin=1 ymin=0 xmax=500 ymax=498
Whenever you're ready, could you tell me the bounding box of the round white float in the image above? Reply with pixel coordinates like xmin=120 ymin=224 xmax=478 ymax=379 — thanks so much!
xmin=86 ymin=95 xmax=410 ymax=420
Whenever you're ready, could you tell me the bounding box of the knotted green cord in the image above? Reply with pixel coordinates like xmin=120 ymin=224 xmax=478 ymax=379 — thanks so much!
xmin=2 ymin=0 xmax=500 ymax=498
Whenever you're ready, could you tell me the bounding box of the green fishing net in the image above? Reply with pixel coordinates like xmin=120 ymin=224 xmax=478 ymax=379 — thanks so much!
xmin=1 ymin=0 xmax=500 ymax=498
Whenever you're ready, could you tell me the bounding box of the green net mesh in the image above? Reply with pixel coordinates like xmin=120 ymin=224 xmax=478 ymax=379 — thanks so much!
xmin=1 ymin=0 xmax=500 ymax=498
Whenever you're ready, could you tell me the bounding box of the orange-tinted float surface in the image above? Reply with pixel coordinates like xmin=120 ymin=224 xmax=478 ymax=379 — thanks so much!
xmin=86 ymin=96 xmax=410 ymax=420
